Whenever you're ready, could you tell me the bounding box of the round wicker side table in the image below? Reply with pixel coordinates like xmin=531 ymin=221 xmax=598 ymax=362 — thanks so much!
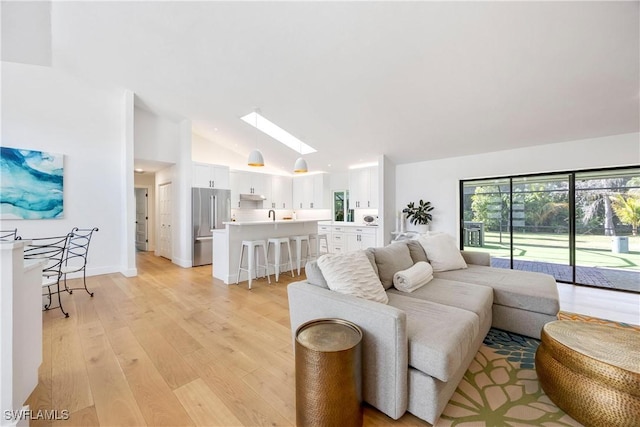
xmin=295 ymin=318 xmax=363 ymax=427
xmin=535 ymin=320 xmax=640 ymax=427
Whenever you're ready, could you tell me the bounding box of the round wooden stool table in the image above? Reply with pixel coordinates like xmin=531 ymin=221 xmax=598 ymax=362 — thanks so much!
xmin=535 ymin=320 xmax=640 ymax=427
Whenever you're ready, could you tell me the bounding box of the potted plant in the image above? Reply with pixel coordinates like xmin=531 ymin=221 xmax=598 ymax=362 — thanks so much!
xmin=403 ymin=199 xmax=434 ymax=234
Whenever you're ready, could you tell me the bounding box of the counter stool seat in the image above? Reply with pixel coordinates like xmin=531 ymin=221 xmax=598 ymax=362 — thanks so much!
xmin=308 ymin=233 xmax=330 ymax=261
xmin=290 ymin=235 xmax=311 ymax=276
xmin=267 ymin=237 xmax=294 ymax=282
xmin=236 ymin=240 xmax=271 ymax=290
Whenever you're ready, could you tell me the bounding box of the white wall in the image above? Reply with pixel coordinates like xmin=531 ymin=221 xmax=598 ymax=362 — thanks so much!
xmin=1 ymin=62 xmax=125 ymax=276
xmin=192 ymin=132 xmax=246 ymax=168
xmin=1 ymin=1 xmax=52 ymax=66
xmin=134 ymin=107 xmax=181 ymax=163
xmin=396 ymin=133 xmax=640 ymax=239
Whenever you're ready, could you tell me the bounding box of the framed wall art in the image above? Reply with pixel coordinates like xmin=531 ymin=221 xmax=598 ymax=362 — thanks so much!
xmin=0 ymin=147 xmax=64 ymax=219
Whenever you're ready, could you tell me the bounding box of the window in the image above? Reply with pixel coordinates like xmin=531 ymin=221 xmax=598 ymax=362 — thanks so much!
xmin=461 ymin=166 xmax=639 ymax=293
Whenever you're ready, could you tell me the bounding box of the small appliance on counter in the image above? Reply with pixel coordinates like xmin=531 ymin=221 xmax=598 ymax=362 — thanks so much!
xmin=192 ymin=187 xmax=231 ymax=266
xmin=363 ymin=215 xmax=378 ymax=226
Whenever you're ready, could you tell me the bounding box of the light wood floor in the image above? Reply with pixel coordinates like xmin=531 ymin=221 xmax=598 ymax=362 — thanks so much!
xmin=25 ymin=252 xmax=425 ymax=427
xmin=26 ymin=252 xmax=639 ymax=427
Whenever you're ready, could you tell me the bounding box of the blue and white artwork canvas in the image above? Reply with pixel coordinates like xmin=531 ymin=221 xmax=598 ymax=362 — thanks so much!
xmin=0 ymin=147 xmax=64 ymax=219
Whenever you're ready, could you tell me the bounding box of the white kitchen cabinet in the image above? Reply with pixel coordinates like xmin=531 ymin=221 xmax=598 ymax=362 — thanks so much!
xmin=349 ymin=166 xmax=378 ymax=209
xmin=293 ymin=173 xmax=330 ymax=209
xmin=318 ymin=223 xmax=378 ymax=253
xmin=193 ymin=162 xmax=230 ymax=189
xmin=230 ymin=170 xmax=271 ymax=208
xmin=331 ymin=225 xmax=346 ymax=253
xmin=345 ymin=226 xmax=377 ymax=251
xmin=269 ymin=175 xmax=292 ymax=209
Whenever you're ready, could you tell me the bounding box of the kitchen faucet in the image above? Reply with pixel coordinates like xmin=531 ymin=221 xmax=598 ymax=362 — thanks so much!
xmin=268 ymin=209 xmax=276 ymax=221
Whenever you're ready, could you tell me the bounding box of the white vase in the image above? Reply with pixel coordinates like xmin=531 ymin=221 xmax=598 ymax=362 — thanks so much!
xmin=417 ymin=224 xmax=429 ymax=234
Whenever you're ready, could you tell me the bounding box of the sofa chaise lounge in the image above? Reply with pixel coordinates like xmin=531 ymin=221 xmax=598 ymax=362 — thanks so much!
xmin=288 ymin=236 xmax=559 ymax=424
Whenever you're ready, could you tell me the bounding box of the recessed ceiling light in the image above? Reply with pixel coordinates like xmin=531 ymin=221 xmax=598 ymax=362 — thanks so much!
xmin=241 ymin=111 xmax=316 ymax=155
xmin=134 ymin=168 xmax=145 ymax=174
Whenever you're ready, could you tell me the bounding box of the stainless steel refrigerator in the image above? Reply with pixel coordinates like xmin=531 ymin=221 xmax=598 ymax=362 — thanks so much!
xmin=192 ymin=187 xmax=231 ymax=266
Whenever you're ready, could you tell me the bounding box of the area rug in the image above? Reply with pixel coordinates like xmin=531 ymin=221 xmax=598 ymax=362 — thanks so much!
xmin=436 ymin=311 xmax=639 ymax=426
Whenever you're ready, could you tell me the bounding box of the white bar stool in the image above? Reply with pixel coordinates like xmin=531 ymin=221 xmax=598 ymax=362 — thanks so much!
xmin=267 ymin=237 xmax=294 ymax=282
xmin=236 ymin=240 xmax=271 ymax=290
xmin=289 ymin=235 xmax=311 ymax=276
xmin=308 ymin=233 xmax=330 ymax=261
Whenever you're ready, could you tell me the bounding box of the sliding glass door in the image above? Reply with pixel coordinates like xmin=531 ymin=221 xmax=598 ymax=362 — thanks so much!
xmin=511 ymin=175 xmax=571 ymax=280
xmin=461 ymin=166 xmax=639 ymax=293
xmin=461 ymin=178 xmax=511 ymax=265
xmin=575 ymin=169 xmax=640 ymax=292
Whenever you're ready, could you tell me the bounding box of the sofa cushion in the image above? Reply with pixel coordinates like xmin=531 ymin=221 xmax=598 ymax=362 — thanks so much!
xmin=372 ymin=242 xmax=414 ymax=290
xmin=406 ymin=240 xmax=428 ymax=263
xmin=418 ymin=234 xmax=467 ymax=272
xmin=434 ymin=265 xmax=560 ymax=315
xmin=387 ymin=293 xmax=480 ymax=382
xmin=388 ymin=277 xmax=493 ymax=328
xmin=317 ymin=250 xmax=388 ymax=304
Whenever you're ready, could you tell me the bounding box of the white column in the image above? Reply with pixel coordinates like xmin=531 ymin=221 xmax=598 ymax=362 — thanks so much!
xmin=121 ymin=89 xmax=137 ymax=277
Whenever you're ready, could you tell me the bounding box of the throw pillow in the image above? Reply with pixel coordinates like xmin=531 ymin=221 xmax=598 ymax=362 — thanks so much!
xmin=372 ymin=242 xmax=414 ymax=290
xmin=406 ymin=240 xmax=428 ymax=263
xmin=304 ymin=261 xmax=329 ymax=289
xmin=393 ymin=261 xmax=434 ymax=293
xmin=317 ymin=250 xmax=388 ymax=304
xmin=418 ymin=233 xmax=468 ymax=272
xmin=364 ymin=247 xmax=379 ymax=276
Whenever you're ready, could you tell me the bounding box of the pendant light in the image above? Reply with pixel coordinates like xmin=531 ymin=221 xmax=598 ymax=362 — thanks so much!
xmin=293 ymin=157 xmax=308 ymax=173
xmin=247 ymin=109 xmax=265 ymax=167
xmin=293 ymin=140 xmax=308 ymax=173
xmin=248 ymin=149 xmax=264 ymax=167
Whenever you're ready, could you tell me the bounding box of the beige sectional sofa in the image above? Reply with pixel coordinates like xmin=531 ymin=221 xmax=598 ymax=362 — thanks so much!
xmin=287 ymin=238 xmax=559 ymax=424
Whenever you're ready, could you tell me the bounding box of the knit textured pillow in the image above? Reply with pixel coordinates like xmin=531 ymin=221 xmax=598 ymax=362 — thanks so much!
xmin=317 ymin=250 xmax=388 ymax=304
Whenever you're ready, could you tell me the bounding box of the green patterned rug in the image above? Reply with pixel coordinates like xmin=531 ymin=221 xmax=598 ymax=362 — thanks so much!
xmin=437 ymin=314 xmax=639 ymax=426
xmin=437 ymin=328 xmax=581 ymax=426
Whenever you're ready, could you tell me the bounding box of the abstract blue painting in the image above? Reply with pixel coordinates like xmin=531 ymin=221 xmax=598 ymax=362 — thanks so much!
xmin=0 ymin=147 xmax=64 ymax=219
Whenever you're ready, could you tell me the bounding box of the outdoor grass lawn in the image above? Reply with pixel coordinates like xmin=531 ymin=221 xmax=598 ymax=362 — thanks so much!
xmin=472 ymin=231 xmax=640 ymax=270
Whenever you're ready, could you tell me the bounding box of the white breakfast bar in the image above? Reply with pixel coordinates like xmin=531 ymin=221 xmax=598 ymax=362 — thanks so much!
xmin=212 ymin=219 xmax=324 ymax=285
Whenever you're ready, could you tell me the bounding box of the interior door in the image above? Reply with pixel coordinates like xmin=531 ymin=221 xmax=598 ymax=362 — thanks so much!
xmin=159 ymin=182 xmax=172 ymax=259
xmin=134 ymin=188 xmax=148 ymax=251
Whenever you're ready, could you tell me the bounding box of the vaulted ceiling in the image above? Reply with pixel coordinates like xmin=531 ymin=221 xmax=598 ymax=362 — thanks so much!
xmin=49 ymin=1 xmax=639 ymax=173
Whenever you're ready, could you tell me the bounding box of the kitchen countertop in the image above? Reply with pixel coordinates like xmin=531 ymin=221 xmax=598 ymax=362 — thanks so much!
xmin=318 ymin=221 xmax=379 ymax=227
xmin=223 ymin=219 xmax=329 ymax=225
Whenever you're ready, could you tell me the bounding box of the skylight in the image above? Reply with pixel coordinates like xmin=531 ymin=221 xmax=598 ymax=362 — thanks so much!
xmin=241 ymin=112 xmax=317 ymax=155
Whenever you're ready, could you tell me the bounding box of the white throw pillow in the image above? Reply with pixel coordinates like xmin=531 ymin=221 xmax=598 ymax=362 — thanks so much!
xmin=418 ymin=233 xmax=468 ymax=272
xmin=317 ymin=250 xmax=388 ymax=304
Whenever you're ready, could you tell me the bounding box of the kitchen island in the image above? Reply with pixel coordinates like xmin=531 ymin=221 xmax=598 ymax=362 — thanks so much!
xmin=212 ymin=219 xmax=324 ymax=284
